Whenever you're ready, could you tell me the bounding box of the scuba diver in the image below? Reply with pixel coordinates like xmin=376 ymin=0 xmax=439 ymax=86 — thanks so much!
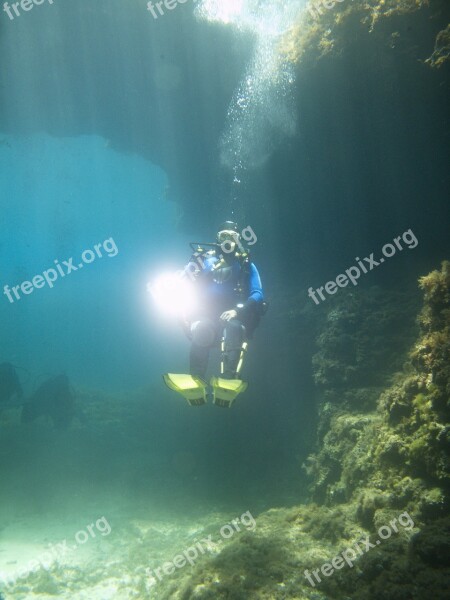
xmin=162 ymin=222 xmax=266 ymax=408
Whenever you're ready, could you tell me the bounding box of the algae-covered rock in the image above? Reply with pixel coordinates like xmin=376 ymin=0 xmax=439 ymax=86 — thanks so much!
xmin=412 ymin=260 xmax=450 ymax=411
xmin=308 ymin=263 xmax=449 ymax=514
xmin=411 ymin=518 xmax=450 ymax=566
xmin=426 ymin=23 xmax=450 ymax=68
xmin=280 ymin=0 xmax=450 ymax=70
xmin=311 ymin=287 xmax=419 ymax=399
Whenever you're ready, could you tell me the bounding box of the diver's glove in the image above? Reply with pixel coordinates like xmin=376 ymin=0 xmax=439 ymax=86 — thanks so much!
xmin=220 ymin=310 xmax=238 ymax=321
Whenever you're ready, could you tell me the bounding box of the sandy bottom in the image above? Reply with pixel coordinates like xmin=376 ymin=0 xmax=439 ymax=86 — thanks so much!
xmin=0 ymin=501 xmax=240 ymax=599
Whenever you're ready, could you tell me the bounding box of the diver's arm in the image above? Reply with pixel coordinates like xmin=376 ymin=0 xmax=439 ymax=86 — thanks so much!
xmin=236 ymin=263 xmax=263 ymax=316
xmin=182 ymin=250 xmax=215 ymax=282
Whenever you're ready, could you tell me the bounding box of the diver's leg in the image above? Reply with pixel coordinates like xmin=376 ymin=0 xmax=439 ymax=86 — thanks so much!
xmin=189 ymin=343 xmax=210 ymax=380
xmin=222 ymin=319 xmax=246 ymax=379
xmin=189 ymin=319 xmax=218 ymax=379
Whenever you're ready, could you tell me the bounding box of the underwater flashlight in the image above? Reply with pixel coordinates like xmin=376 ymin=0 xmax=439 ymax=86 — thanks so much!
xmin=148 ymin=271 xmax=197 ymax=317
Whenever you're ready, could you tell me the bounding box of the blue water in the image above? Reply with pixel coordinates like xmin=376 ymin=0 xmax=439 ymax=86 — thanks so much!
xmin=0 ymin=133 xmax=190 ymax=391
xmin=0 ymin=1 xmax=449 ymax=598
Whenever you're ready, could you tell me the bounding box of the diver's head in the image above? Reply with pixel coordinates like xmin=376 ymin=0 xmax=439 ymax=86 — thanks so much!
xmin=217 ymin=221 xmax=240 ymax=254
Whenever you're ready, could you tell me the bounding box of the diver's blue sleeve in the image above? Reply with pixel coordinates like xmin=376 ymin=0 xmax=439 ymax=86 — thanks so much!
xmin=238 ymin=263 xmax=263 ymax=314
xmin=249 ymin=263 xmax=264 ymax=302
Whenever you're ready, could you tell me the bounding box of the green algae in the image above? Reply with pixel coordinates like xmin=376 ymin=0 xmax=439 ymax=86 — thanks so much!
xmin=426 ymin=23 xmax=450 ymax=68
xmin=280 ymin=0 xmax=450 ymax=69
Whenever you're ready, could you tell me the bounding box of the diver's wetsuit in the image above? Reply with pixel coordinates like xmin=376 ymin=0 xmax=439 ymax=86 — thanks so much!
xmin=185 ymin=252 xmax=264 ymax=380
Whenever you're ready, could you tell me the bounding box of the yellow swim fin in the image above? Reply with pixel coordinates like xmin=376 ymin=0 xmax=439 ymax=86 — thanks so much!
xmin=163 ymin=373 xmax=207 ymax=406
xmin=210 ymin=377 xmax=248 ymax=408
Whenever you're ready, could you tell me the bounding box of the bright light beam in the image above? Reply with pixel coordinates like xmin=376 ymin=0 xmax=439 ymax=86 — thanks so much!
xmin=148 ymin=271 xmax=197 ymax=318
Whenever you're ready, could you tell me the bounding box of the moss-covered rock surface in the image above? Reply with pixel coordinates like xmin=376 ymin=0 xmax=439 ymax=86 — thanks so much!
xmin=281 ymin=0 xmax=450 ymax=69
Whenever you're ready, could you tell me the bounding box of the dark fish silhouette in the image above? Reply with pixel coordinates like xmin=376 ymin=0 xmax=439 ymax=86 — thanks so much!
xmin=0 ymin=362 xmax=23 ymax=404
xmin=21 ymin=374 xmax=84 ymax=429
